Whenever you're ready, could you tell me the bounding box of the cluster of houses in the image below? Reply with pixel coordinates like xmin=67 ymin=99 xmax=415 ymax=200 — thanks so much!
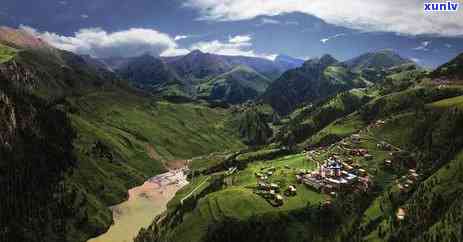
xmin=432 ymin=78 xmax=452 ymax=88
xmin=251 ymin=120 xmax=417 ymax=205
xmin=396 ymin=169 xmax=420 ymax=192
xmin=255 ymin=167 xmax=275 ymax=181
xmin=349 ymin=148 xmax=374 ymax=160
xmin=254 ymin=167 xmax=297 ymax=206
xmin=364 ymin=120 xmax=387 ymax=131
xmin=255 ymin=181 xmax=297 ymax=206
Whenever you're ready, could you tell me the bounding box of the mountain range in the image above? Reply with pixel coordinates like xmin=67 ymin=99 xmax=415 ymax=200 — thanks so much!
xmin=262 ymin=50 xmax=419 ymax=115
xmin=5 ymin=26 xmax=463 ymax=242
xmin=95 ymin=47 xmax=416 ymax=111
xmin=96 ymin=50 xmax=304 ymax=103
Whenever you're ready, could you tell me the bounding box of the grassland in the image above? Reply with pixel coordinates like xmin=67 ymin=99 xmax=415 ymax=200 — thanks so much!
xmin=190 ymin=152 xmax=234 ymax=171
xmin=306 ymin=113 xmax=365 ymax=146
xmin=429 ymin=95 xmax=463 ymax=109
xmin=278 ymin=88 xmax=374 ymax=146
xmin=73 ymin=90 xmax=243 ymax=160
xmin=136 ymin=73 xmax=463 ymax=242
xmin=65 ymin=88 xmax=245 ymax=240
xmin=197 ymin=65 xmax=271 ymax=97
xmin=0 ymin=44 xmax=17 ymax=63
xmin=162 ymin=153 xmax=325 ymax=242
xmin=156 ymin=119 xmax=408 ymax=242
xmin=0 ymin=45 xmax=247 ymax=242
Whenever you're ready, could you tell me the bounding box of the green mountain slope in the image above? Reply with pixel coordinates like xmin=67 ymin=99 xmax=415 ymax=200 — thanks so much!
xmin=344 ymin=49 xmax=414 ymax=73
xmin=4 ymin=25 xmax=463 ymax=242
xmin=1 ymin=76 xmax=76 ymax=242
xmin=197 ymin=65 xmax=272 ymax=104
xmin=103 ymin=50 xmax=284 ymax=104
xmin=262 ymin=54 xmax=367 ymax=115
xmin=134 ymin=52 xmax=463 ymax=242
xmin=66 ymin=90 xmax=244 ymax=241
xmin=227 ymin=103 xmax=274 ymax=146
xmin=276 ymin=88 xmax=374 ymax=146
xmin=431 ymin=53 xmax=463 ymax=81
xmin=0 ymin=43 xmax=18 ymax=63
xmin=0 ymin=28 xmax=245 ymax=242
xmin=114 ymin=54 xmax=184 ymax=89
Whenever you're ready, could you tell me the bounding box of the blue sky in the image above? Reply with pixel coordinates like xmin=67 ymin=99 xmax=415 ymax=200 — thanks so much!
xmin=2 ymin=0 xmax=463 ymax=67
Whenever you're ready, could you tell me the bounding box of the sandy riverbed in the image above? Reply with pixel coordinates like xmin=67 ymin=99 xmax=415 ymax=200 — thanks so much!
xmin=88 ymin=169 xmax=188 ymax=242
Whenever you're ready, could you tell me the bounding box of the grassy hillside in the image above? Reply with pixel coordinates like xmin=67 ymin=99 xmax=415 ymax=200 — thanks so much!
xmin=197 ymin=65 xmax=271 ymax=104
xmin=308 ymin=86 xmax=463 ymax=147
xmin=64 ymin=88 xmax=244 ymax=240
xmin=276 ymin=89 xmax=374 ymax=146
xmin=344 ymin=49 xmax=414 ymax=73
xmin=134 ymin=59 xmax=463 ymax=242
xmin=228 ymin=107 xmax=274 ymax=146
xmin=4 ymin=26 xmax=463 ymax=242
xmin=0 ymin=37 xmax=245 ymax=242
xmin=136 ymin=119 xmax=408 ymax=242
xmin=356 ymin=97 xmax=463 ymax=241
xmin=263 ymin=55 xmax=367 ymax=115
xmin=431 ymin=53 xmax=463 ymax=80
xmin=137 ymin=153 xmax=325 ymax=242
xmin=0 ymin=44 xmax=17 ymax=63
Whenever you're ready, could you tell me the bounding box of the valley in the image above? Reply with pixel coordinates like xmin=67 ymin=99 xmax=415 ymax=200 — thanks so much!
xmin=1 ymin=26 xmax=463 ymax=242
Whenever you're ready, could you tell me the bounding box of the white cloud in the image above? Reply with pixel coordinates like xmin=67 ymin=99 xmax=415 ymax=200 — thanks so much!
xmin=58 ymin=1 xmax=67 ymax=5
xmin=20 ymin=26 xmax=275 ymax=60
xmin=184 ymin=0 xmax=463 ymax=36
xmin=320 ymin=38 xmax=329 ymax=44
xmin=161 ymin=47 xmax=191 ymax=56
xmin=80 ymin=14 xmax=89 ymax=19
xmin=445 ymin=43 xmax=453 ymax=48
xmin=228 ymin=35 xmax=252 ymax=43
xmin=320 ymin=33 xmax=346 ymax=44
xmin=20 ymin=26 xmax=189 ymax=58
xmin=410 ymin=57 xmax=421 ymax=63
xmin=413 ymin=41 xmax=431 ymax=51
xmin=174 ymin=35 xmax=189 ymax=41
xmin=190 ymin=35 xmax=275 ymax=59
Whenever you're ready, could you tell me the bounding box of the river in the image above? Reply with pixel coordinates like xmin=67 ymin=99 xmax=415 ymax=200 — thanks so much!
xmin=88 ymin=168 xmax=188 ymax=242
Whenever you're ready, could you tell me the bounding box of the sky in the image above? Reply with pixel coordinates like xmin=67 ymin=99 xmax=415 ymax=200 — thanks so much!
xmin=1 ymin=0 xmax=463 ymax=67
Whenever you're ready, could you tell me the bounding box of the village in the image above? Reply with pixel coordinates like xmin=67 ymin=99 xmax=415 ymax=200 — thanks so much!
xmin=252 ymin=119 xmax=420 ymax=208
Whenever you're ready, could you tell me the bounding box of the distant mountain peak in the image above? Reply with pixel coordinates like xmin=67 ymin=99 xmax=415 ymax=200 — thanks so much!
xmin=302 ymin=54 xmax=338 ymax=70
xmin=377 ymin=48 xmax=395 ymax=53
xmin=188 ymin=49 xmax=205 ymax=56
xmin=319 ymin=54 xmax=338 ymax=66
xmin=344 ymin=49 xmax=413 ymax=72
xmin=264 ymin=53 xmax=364 ymax=115
xmin=274 ymin=54 xmax=305 ymax=71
